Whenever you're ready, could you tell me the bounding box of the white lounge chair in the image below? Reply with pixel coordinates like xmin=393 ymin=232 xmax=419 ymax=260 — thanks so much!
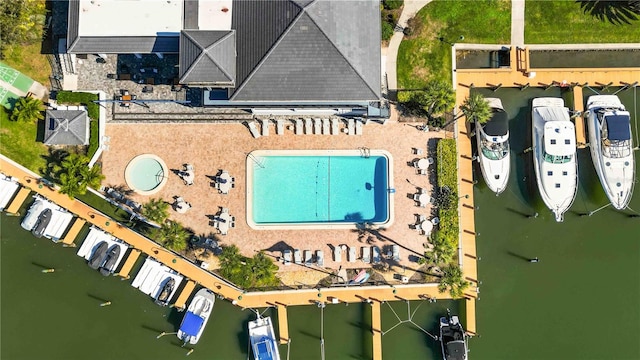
xmin=331 ymin=118 xmax=339 ymax=135
xmin=392 ymin=245 xmax=400 ymax=262
xmin=283 ymin=250 xmax=292 ymax=266
xmin=295 ymin=119 xmax=303 ymax=134
xmin=304 ymin=250 xmax=312 ymax=265
xmin=305 ymin=118 xmax=313 ymax=134
xmin=322 ymin=119 xmax=330 ymax=134
xmin=316 ymin=250 xmax=324 ymax=267
xmin=355 ymin=119 xmax=363 ymax=135
xmin=246 ymin=121 xmax=261 ymax=138
xmin=348 ymin=246 xmax=356 ymax=263
xmin=372 ymin=246 xmax=381 ymax=264
xmin=313 ymin=118 xmax=321 ymax=134
xmin=362 ymin=246 xmax=370 ymax=264
xmin=276 ymin=119 xmax=284 ymax=135
xmin=333 ymin=246 xmax=342 ymax=262
xmin=260 ymin=119 xmax=270 ymax=136
xmin=347 ymin=119 xmax=355 ymax=135
xmin=294 ymin=249 xmax=302 ymax=264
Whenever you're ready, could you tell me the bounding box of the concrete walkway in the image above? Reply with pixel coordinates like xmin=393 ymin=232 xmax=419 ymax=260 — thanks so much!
xmin=385 ymin=0 xmax=432 ymax=92
xmin=511 ymin=0 xmax=525 ymax=46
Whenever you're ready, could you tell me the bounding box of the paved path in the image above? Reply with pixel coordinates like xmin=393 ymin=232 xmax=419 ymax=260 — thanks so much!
xmin=385 ymin=0 xmax=432 ymax=92
xmin=511 ymin=0 xmax=525 ymax=46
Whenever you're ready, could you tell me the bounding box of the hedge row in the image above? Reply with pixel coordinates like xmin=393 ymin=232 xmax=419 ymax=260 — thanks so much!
xmin=56 ymin=91 xmax=99 ymax=120
xmin=433 ymin=138 xmax=459 ymax=254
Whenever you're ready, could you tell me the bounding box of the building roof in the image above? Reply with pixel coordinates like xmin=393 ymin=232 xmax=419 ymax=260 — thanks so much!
xmin=44 ymin=109 xmax=89 ymax=146
xmin=179 ymin=30 xmax=236 ymax=86
xmin=230 ymin=0 xmax=380 ymax=102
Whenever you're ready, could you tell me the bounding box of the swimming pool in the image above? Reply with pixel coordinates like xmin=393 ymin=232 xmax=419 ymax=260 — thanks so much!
xmin=124 ymin=154 xmax=168 ymax=195
xmin=246 ymin=150 xmax=394 ymax=229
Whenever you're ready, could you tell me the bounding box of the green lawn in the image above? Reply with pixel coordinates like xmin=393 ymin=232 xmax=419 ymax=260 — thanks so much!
xmin=0 ymin=107 xmax=48 ymax=174
xmin=526 ymin=1 xmax=640 ymax=43
xmin=397 ymin=0 xmax=511 ymax=89
xmin=75 ymin=191 xmax=131 ymax=223
xmin=1 ymin=43 xmax=51 ymax=86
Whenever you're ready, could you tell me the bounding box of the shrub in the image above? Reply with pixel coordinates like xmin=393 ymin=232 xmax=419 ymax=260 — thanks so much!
xmin=218 ymin=245 xmax=280 ymax=288
xmin=87 ymin=120 xmax=99 ymax=159
xmin=382 ymin=21 xmax=394 ymax=41
xmin=56 ymin=91 xmax=100 ymax=120
xmin=383 ymin=0 xmax=403 ymax=10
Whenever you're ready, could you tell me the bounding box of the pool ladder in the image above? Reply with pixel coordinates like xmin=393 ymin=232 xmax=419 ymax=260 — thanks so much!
xmin=359 ymin=147 xmax=370 ymax=158
xmin=247 ymin=153 xmax=265 ymax=168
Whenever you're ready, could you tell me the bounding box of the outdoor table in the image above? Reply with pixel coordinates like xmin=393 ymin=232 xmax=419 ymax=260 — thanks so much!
xmin=182 ymin=170 xmax=194 ymax=185
xmin=176 ymin=201 xmax=189 ymax=214
xmin=418 ymin=193 xmax=430 ymax=205
xmin=417 ymin=158 xmax=429 ymax=170
xmin=218 ymin=172 xmax=232 ymax=194
xmin=217 ymin=212 xmax=231 ymax=235
xmin=421 ymin=220 xmax=434 ymax=235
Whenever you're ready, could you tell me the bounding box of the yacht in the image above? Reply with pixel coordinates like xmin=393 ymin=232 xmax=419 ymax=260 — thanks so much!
xmin=248 ymin=314 xmax=281 ymax=360
xmin=177 ymin=288 xmax=215 ymax=345
xmin=585 ymin=95 xmax=635 ymax=210
xmin=439 ymin=311 xmax=468 ymax=360
xmin=476 ymin=98 xmax=510 ymax=194
xmin=531 ymin=97 xmax=578 ymax=222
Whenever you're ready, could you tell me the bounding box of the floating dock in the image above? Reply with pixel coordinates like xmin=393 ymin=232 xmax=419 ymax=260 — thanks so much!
xmin=371 ymin=301 xmax=382 ymax=360
xmin=173 ymin=280 xmax=196 ymax=310
xmin=118 ymin=249 xmax=141 ymax=279
xmin=277 ymin=305 xmax=289 ymax=344
xmin=572 ymin=86 xmax=587 ymax=148
xmin=61 ymin=218 xmax=85 ymax=245
xmin=5 ymin=187 xmax=30 ymax=214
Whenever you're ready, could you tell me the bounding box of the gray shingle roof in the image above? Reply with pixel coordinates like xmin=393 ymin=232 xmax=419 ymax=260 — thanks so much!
xmin=179 ymin=30 xmax=236 ymax=85
xmin=68 ymin=36 xmax=179 ymax=54
xmin=44 ymin=110 xmax=89 ymax=146
xmin=230 ymin=0 xmax=380 ymax=102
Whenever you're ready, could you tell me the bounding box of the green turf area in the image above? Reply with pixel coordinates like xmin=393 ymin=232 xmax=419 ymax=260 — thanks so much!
xmin=0 ymin=62 xmax=34 ymax=93
xmin=0 ymin=106 xmax=48 ymax=174
xmin=525 ymin=0 xmax=640 ymax=43
xmin=397 ymin=0 xmax=511 ymax=89
xmin=0 ymin=87 xmax=20 ymax=110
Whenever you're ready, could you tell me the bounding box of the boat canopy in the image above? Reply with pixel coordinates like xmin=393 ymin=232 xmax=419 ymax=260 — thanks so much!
xmin=445 ymin=341 xmax=467 ymax=360
xmin=483 ymin=110 xmax=509 ymax=136
xmin=254 ymin=337 xmax=274 ymax=360
xmin=180 ymin=311 xmax=204 ymax=336
xmin=605 ymin=114 xmax=631 ymax=141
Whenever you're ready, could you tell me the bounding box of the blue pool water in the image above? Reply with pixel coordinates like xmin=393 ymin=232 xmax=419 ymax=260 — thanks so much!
xmin=251 ymin=155 xmax=390 ymax=224
xmin=127 ymin=157 xmax=164 ymax=192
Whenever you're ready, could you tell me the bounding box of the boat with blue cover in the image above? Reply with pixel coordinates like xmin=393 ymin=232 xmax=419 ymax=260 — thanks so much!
xmin=177 ymin=288 xmax=215 ymax=344
xmin=248 ymin=314 xmax=281 ymax=360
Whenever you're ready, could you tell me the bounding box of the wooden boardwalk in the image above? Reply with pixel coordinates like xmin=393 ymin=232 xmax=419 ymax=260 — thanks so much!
xmin=371 ymin=301 xmax=382 ymax=360
xmin=5 ymin=187 xmax=30 ymax=214
xmin=117 ymin=249 xmax=141 ymax=279
xmin=173 ymin=280 xmax=196 ymax=310
xmin=277 ymin=305 xmax=290 ymax=344
xmin=60 ymin=218 xmax=85 ymax=245
xmin=572 ymin=86 xmax=587 ymax=148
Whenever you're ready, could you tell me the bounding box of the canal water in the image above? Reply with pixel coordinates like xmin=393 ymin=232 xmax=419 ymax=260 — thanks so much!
xmin=2 ymin=85 xmax=638 ymax=359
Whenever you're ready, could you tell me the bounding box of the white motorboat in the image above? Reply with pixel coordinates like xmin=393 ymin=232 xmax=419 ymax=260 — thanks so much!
xmin=439 ymin=311 xmax=468 ymax=360
xmin=585 ymin=95 xmax=635 ymax=210
xmin=476 ymin=97 xmax=510 ymax=194
xmin=249 ymin=314 xmax=281 ymax=360
xmin=177 ymin=288 xmax=215 ymax=345
xmin=531 ymin=97 xmax=578 ymax=222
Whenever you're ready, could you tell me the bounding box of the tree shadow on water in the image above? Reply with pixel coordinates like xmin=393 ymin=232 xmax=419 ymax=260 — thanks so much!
xmin=577 ymin=0 xmax=640 ymax=25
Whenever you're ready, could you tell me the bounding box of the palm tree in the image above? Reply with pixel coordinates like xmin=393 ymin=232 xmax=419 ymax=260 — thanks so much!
xmin=218 ymin=245 xmax=246 ymax=284
xmin=437 ymin=264 xmax=470 ymax=299
xmin=149 ymin=220 xmax=189 ymax=251
xmin=10 ymin=96 xmax=44 ymax=123
xmin=141 ymin=198 xmax=170 ymax=224
xmin=79 ymin=164 xmax=105 ymax=190
xmin=58 ymin=171 xmax=84 ymax=199
xmin=60 ymin=153 xmax=88 ymax=176
xmin=460 ymin=93 xmax=491 ymax=124
xmin=419 ymin=80 xmax=456 ymax=120
xmin=429 ymin=237 xmax=457 ymax=264
xmin=249 ymin=251 xmax=279 ymax=287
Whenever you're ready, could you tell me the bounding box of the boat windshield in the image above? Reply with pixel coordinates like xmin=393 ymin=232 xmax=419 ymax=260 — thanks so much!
xmin=481 ymin=139 xmax=509 ymax=160
xmin=602 ymin=139 xmax=631 ymax=158
xmin=543 ymin=153 xmax=572 ymax=164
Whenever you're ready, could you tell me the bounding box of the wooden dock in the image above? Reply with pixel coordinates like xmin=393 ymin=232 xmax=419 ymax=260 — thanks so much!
xmin=60 ymin=218 xmax=85 ymax=245
xmin=277 ymin=305 xmax=289 ymax=344
xmin=5 ymin=187 xmax=30 ymax=214
xmin=572 ymin=86 xmax=587 ymax=148
xmin=117 ymin=249 xmax=141 ymax=279
xmin=173 ymin=280 xmax=196 ymax=310
xmin=371 ymin=301 xmax=382 ymax=360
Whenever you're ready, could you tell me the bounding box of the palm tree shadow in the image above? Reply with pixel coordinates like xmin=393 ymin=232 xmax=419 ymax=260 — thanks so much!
xmin=576 ymin=0 xmax=640 ymax=25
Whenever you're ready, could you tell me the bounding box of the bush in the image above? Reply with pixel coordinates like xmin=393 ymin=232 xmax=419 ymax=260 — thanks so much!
xmin=382 ymin=21 xmax=394 ymax=41
xmin=383 ymin=0 xmax=403 ymax=10
xmin=87 ymin=120 xmax=99 ymax=159
xmin=56 ymin=91 xmax=100 ymax=120
xmin=218 ymin=245 xmax=280 ymax=288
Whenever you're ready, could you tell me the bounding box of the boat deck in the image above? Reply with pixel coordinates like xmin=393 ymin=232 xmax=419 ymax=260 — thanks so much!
xmin=61 ymin=218 xmax=85 ymax=245
xmin=5 ymin=187 xmax=30 ymax=214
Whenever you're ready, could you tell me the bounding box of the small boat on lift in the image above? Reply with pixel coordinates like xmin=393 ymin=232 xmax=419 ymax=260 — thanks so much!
xmin=439 ymin=310 xmax=468 ymax=360
xmin=32 ymin=208 xmax=52 ymax=238
xmin=585 ymin=95 xmax=635 ymax=210
xmin=178 ymin=288 xmax=215 ymax=345
xmin=476 ymin=97 xmax=510 ymax=195
xmin=99 ymin=244 xmax=121 ymax=276
xmin=88 ymin=241 xmax=109 ymax=270
xmin=154 ymin=277 xmax=176 ymax=306
xmin=531 ymin=97 xmax=578 ymax=222
xmin=248 ymin=313 xmax=281 ymax=360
